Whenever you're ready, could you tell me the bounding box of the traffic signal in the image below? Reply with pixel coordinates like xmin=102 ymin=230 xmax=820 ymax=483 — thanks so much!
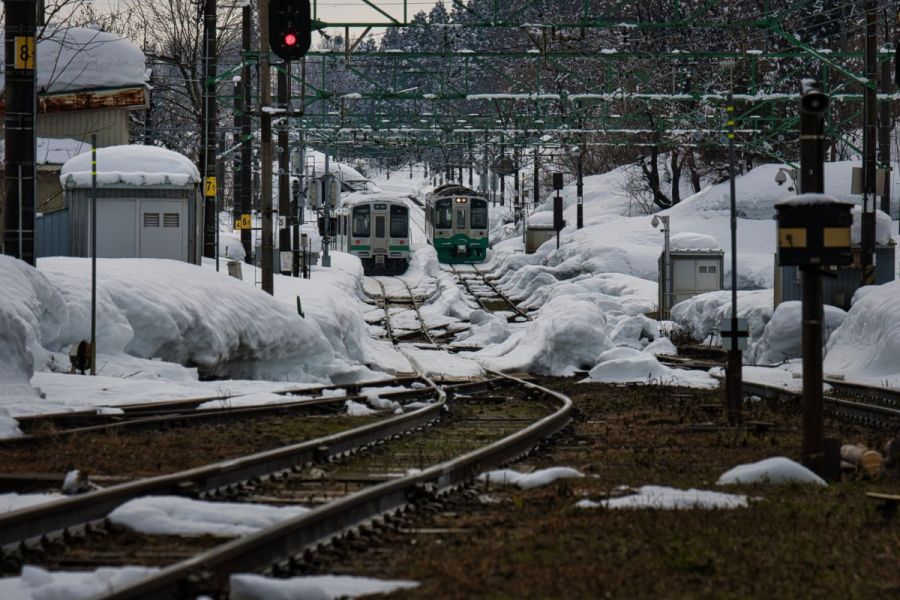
xmin=269 ymin=0 xmax=311 ymax=61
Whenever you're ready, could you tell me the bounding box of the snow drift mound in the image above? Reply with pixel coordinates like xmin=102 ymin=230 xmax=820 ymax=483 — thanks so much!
xmin=39 ymin=258 xmax=339 ymax=380
xmin=824 ymin=281 xmax=900 ymax=379
xmin=61 ymin=145 xmax=199 ymax=188
xmin=750 ymin=301 xmax=846 ymax=365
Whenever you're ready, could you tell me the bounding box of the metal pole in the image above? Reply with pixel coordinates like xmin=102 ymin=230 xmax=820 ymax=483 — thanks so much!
xmin=240 ymin=4 xmax=253 ymax=263
xmin=861 ymin=0 xmax=877 ymax=285
xmin=725 ymin=97 xmax=742 ymax=426
xmin=799 ymin=82 xmax=828 ymax=476
xmin=90 ymin=134 xmax=97 ymax=376
xmin=879 ymin=16 xmax=892 ymax=216
xmin=576 ymin=151 xmax=584 ymax=229
xmin=3 ymin=0 xmax=36 ymax=264
xmin=322 ymin=153 xmax=331 ymax=267
xmin=533 ymin=146 xmax=540 ymax=211
xmin=278 ymin=62 xmax=291 ymax=274
xmin=201 ymin=0 xmax=218 ymax=259
xmin=260 ymin=0 xmax=274 ymax=294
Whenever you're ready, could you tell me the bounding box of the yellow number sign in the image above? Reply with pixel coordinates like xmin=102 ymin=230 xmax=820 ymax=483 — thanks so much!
xmin=14 ymin=36 xmax=35 ymax=70
xmin=240 ymin=213 xmax=252 ymax=230
xmin=204 ymin=176 xmax=217 ymax=197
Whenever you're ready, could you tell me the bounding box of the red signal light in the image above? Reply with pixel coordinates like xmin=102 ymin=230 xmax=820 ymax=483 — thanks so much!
xmin=284 ymin=32 xmax=297 ymax=46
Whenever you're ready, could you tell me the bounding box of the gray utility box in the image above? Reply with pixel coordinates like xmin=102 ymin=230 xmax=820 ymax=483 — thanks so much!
xmin=774 ymin=243 xmax=896 ymax=310
xmin=659 ymin=249 xmax=725 ymax=318
xmin=66 ymin=187 xmax=201 ymax=264
xmin=525 ymin=224 xmax=556 ymax=254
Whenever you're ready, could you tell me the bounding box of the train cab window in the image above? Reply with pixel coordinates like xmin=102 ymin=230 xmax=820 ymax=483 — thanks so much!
xmin=436 ymin=199 xmax=452 ymax=229
xmin=352 ymin=205 xmax=370 ymax=237
xmin=390 ymin=205 xmax=408 ymax=237
xmin=456 ymin=208 xmax=466 ymax=229
xmin=471 ymin=199 xmax=488 ymax=229
xmin=375 ymin=216 xmax=385 ymax=237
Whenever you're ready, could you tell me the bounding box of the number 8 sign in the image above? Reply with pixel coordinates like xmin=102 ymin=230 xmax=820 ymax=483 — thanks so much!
xmin=14 ymin=36 xmax=35 ymax=70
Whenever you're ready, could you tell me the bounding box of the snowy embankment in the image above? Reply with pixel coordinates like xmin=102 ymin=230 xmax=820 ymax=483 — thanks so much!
xmin=0 ymin=255 xmax=372 ymax=415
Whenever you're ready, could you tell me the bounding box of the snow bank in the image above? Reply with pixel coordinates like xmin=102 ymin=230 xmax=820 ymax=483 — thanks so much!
xmin=587 ymin=347 xmax=718 ymax=388
xmin=230 ymin=574 xmax=419 ymax=600
xmin=577 ymin=486 xmax=748 ymax=510
xmin=108 ymin=496 xmax=308 ymax=537
xmin=717 ymin=457 xmax=826 ymax=486
xmin=472 ymin=296 xmax=615 ymax=376
xmin=750 ymin=301 xmax=846 ymax=365
xmin=60 ymin=145 xmax=200 ymax=188
xmin=824 ymin=280 xmax=900 ymax=380
xmin=0 ymin=566 xmax=158 ymax=600
xmin=0 ymin=26 xmax=146 ymax=94
xmin=477 ymin=467 xmax=584 ymax=490
xmin=219 ymin=233 xmax=247 ymax=261
xmin=671 ymin=289 xmax=774 ymax=348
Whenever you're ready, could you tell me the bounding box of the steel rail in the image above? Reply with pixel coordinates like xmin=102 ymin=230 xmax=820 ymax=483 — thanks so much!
xmin=1 ymin=385 xmax=438 ymax=448
xmin=448 ymin=264 xmax=492 ymax=313
xmin=97 ymin=370 xmax=571 ymax=600
xmin=0 ymin=384 xmax=445 ymax=550
xmin=740 ymin=380 xmax=900 ymax=427
xmin=400 ymin=279 xmax=439 ymax=348
xmin=825 ymin=378 xmax=900 ymax=409
xmin=471 ymin=265 xmax=533 ymax=321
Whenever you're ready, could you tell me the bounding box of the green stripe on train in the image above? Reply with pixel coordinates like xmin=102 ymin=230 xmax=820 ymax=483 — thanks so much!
xmin=389 ymin=245 xmax=410 ymax=251
xmin=349 ymin=245 xmax=371 ymax=251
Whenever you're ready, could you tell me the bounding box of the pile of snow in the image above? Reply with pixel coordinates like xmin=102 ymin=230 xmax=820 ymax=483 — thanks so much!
xmin=108 ymin=496 xmax=308 ymax=537
xmin=230 ymin=574 xmax=419 ymax=600
xmin=717 ymin=457 xmax=826 ymax=486
xmin=0 ymin=493 xmax=62 ymax=514
xmin=0 ymin=256 xmax=351 ymax=403
xmin=477 ymin=467 xmax=584 ymax=490
xmin=60 ymin=145 xmax=200 ymax=188
xmin=345 ymin=399 xmax=377 ymax=416
xmin=218 ymin=233 xmax=247 ymax=262
xmin=824 ymin=280 xmax=900 ymax=381
xmin=750 ymin=301 xmax=847 ymax=365
xmin=671 ymin=289 xmax=774 ymax=347
xmin=669 ymin=232 xmax=721 ymax=251
xmin=0 ymin=566 xmax=158 ymax=600
xmin=0 ymin=26 xmax=146 ymax=94
xmin=577 ymin=485 xmax=748 ymax=510
xmin=586 ymin=347 xmax=718 ymax=388
xmin=471 ymin=296 xmax=615 ymax=376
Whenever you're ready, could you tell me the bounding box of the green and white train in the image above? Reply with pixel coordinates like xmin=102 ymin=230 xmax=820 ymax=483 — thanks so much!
xmin=334 ymin=192 xmax=410 ymax=274
xmin=424 ymin=184 xmax=489 ymax=264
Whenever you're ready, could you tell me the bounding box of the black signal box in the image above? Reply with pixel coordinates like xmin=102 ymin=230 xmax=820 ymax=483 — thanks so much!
xmin=775 ymin=197 xmax=853 ymax=267
xmin=269 ymin=0 xmax=311 ymax=61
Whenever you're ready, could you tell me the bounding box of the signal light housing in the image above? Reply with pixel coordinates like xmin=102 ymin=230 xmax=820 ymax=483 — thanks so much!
xmin=269 ymin=0 xmax=311 ymax=61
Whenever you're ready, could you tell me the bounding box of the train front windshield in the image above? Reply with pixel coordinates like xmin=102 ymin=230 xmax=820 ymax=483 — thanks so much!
xmin=352 ymin=206 xmax=370 ymax=237
xmin=391 ymin=205 xmax=408 ymax=237
xmin=435 ymin=199 xmax=452 ymax=229
xmin=471 ymin=198 xmax=488 ymax=229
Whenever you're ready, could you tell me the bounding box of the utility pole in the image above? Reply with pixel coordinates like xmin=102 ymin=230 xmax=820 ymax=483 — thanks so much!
xmin=240 ymin=4 xmax=253 ymax=263
xmin=3 ymin=0 xmax=36 ymax=265
xmin=513 ymin=147 xmax=520 ymax=212
xmin=725 ymin=97 xmax=742 ymax=426
xmin=278 ymin=62 xmax=291 ymax=274
xmin=499 ymin=144 xmax=505 ymax=206
xmin=321 ymin=153 xmax=331 ymax=267
xmin=293 ymin=58 xmax=304 ymax=278
xmin=201 ymin=0 xmax=218 ymax=259
xmin=862 ymin=0 xmax=878 ymax=286
xmin=879 ymin=13 xmax=892 ymax=216
xmin=232 ymin=76 xmax=242 ymax=243
xmin=533 ymin=147 xmax=540 ymax=212
xmin=260 ymin=0 xmax=274 ymax=294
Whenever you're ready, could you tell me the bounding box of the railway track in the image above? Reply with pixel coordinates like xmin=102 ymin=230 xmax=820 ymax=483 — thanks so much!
xmin=448 ymin=264 xmax=532 ymax=322
xmin=369 ymin=277 xmax=446 ymax=348
xmin=5 ymin=377 xmax=430 ymax=447
xmin=2 ymin=372 xmax=571 ymax=599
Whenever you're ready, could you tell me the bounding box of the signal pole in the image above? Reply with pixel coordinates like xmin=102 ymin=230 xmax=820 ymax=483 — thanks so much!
xmin=260 ymin=0 xmax=274 ymax=294
xmin=3 ymin=0 xmax=37 ymax=264
xmin=278 ymin=62 xmax=291 ymax=274
xmin=240 ymin=4 xmax=253 ymax=263
xmin=201 ymin=0 xmax=218 ymax=259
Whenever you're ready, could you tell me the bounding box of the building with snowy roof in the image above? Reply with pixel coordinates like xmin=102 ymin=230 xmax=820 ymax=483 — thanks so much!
xmin=658 ymin=232 xmax=724 ymax=319
xmin=0 ymin=26 xmax=148 ymax=233
xmin=56 ymin=145 xmax=201 ymax=263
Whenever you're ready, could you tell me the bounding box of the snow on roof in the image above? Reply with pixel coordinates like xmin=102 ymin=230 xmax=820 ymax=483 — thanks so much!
xmin=340 ymin=191 xmax=407 ymax=207
xmin=1 ymin=26 xmax=147 ymax=95
xmin=669 ymin=232 xmax=722 ymax=252
xmin=0 ymin=137 xmax=88 ymax=166
xmin=305 ymin=150 xmax=368 ymax=182
xmin=60 ymin=145 xmax=200 ymax=188
xmin=775 ymin=193 xmax=852 ymax=207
